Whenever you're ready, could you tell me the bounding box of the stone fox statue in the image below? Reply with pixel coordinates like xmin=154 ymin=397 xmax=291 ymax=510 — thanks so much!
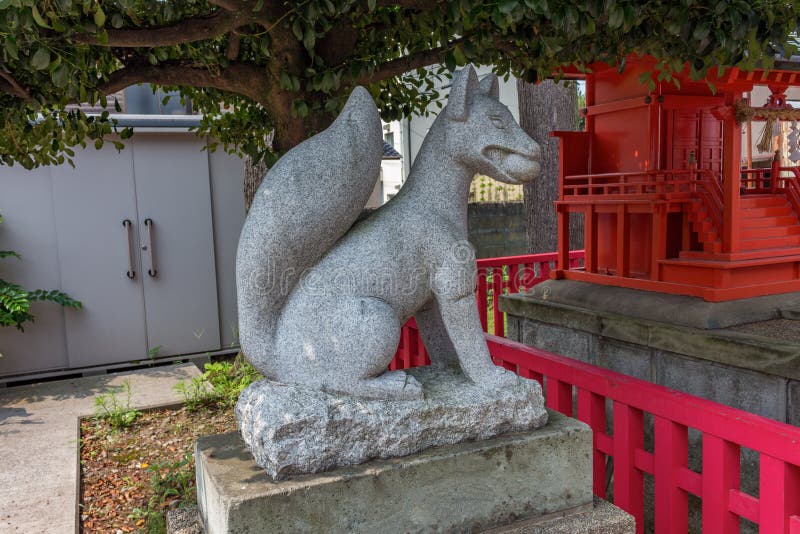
xmin=237 ymin=66 xmax=541 ymax=400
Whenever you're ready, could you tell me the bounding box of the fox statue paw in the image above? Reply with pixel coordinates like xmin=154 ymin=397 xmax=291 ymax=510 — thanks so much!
xmin=471 ymin=366 xmax=519 ymax=390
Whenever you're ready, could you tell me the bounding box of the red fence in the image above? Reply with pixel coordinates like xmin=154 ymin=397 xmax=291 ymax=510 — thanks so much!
xmin=390 ymin=251 xmax=585 ymax=370
xmin=390 ymin=250 xmax=800 ymax=532
xmin=489 ymin=335 xmax=800 ymax=534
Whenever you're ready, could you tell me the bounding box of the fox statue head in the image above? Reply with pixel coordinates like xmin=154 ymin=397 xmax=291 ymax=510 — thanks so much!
xmin=442 ymin=65 xmax=541 ymax=185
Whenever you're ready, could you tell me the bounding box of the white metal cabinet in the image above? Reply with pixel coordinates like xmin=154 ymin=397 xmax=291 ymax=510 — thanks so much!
xmin=50 ymin=142 xmax=150 ymax=367
xmin=132 ymin=135 xmax=220 ymax=357
xmin=0 ymin=130 xmax=242 ymax=377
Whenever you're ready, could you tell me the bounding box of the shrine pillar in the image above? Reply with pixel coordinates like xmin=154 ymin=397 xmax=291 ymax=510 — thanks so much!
xmin=720 ymin=93 xmax=742 ymax=253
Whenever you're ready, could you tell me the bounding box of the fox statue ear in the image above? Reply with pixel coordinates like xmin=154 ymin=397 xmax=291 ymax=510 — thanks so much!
xmin=446 ymin=66 xmax=479 ymax=122
xmin=479 ymin=74 xmax=499 ymax=99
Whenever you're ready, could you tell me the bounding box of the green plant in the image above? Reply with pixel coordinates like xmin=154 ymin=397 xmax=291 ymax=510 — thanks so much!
xmin=93 ymin=379 xmax=141 ymax=430
xmin=131 ymin=454 xmax=195 ymax=534
xmin=0 ymin=212 xmax=81 ymax=332
xmin=174 ymin=354 xmax=261 ymax=411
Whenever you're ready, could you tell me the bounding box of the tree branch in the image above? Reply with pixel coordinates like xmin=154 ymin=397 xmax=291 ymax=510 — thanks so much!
xmin=98 ymin=61 xmax=269 ymax=105
xmin=375 ymin=0 xmax=442 ymax=9
xmin=73 ymin=9 xmax=247 ymax=47
xmin=0 ymin=70 xmax=32 ymax=101
xmin=355 ymin=39 xmax=464 ymax=85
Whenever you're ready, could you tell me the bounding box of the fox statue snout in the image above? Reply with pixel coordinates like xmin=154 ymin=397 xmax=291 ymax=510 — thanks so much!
xmin=444 ymin=67 xmax=541 ymax=186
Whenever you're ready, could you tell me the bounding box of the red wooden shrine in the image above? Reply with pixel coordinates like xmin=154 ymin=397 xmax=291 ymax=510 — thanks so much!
xmin=553 ymin=55 xmax=800 ymax=301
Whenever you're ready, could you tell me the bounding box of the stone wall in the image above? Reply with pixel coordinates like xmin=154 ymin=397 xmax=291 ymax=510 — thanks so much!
xmin=467 ymin=202 xmax=527 ymax=259
xmin=361 ymin=202 xmax=528 ymax=259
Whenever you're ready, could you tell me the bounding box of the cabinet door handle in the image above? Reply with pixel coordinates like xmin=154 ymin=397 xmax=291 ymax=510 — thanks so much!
xmin=122 ymin=219 xmax=135 ymax=279
xmin=144 ymin=218 xmax=157 ymax=277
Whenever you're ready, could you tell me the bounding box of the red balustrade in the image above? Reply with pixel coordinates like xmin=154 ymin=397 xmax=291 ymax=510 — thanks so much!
xmin=389 ymin=249 xmax=800 ymax=532
xmin=488 ymin=335 xmax=800 ymax=534
xmin=390 ymin=251 xmax=585 ymax=369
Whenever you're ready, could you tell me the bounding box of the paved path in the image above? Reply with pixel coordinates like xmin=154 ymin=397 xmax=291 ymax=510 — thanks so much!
xmin=0 ymin=363 xmax=201 ymax=533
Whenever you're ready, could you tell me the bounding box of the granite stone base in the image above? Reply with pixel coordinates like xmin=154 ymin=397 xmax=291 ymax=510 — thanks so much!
xmin=196 ymin=411 xmax=599 ymax=534
xmin=235 ymin=366 xmax=547 ymax=479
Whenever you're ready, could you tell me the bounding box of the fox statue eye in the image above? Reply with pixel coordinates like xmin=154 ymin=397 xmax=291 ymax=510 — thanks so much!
xmin=489 ymin=116 xmax=506 ymax=129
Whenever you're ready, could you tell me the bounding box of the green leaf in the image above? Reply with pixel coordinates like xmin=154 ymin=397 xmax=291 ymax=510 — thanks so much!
xmin=31 ymin=5 xmax=52 ymax=28
xmin=608 ymin=6 xmax=624 ymax=29
xmin=30 ymin=47 xmax=51 ymax=70
xmin=4 ymin=36 xmax=18 ymax=60
xmin=94 ymin=6 xmax=106 ymax=28
xmin=51 ymin=64 xmax=69 ymax=88
xmin=499 ymin=0 xmax=518 ymax=15
xmin=292 ymin=18 xmax=303 ymax=40
xmin=367 ymin=0 xmax=376 ymax=11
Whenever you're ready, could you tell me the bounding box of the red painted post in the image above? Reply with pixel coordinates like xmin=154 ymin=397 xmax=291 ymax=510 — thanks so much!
xmin=401 ymin=324 xmax=412 ymax=369
xmin=477 ymin=267 xmax=488 ymax=332
xmin=492 ymin=268 xmax=503 ymax=336
xmin=518 ymin=366 xmax=543 ymax=386
xmin=771 ymin=152 xmax=782 ymax=194
xmin=654 ymin=416 xmax=689 ymax=533
xmin=578 ymin=389 xmax=608 ymax=498
xmin=546 ymin=378 xmax=573 ymax=417
xmin=759 ymin=454 xmax=800 ymax=533
xmin=702 ymin=434 xmax=740 ymax=533
xmin=508 ymin=263 xmax=520 ymax=294
xmin=613 ymin=402 xmax=645 ymax=533
xmin=539 ymin=260 xmax=551 ymax=282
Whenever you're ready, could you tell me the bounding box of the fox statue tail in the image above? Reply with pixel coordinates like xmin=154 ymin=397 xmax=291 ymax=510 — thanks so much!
xmin=236 ymin=87 xmax=383 ymax=377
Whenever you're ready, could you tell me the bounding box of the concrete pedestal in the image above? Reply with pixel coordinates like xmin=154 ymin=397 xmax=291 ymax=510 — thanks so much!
xmin=195 ymin=410 xmax=631 ymax=533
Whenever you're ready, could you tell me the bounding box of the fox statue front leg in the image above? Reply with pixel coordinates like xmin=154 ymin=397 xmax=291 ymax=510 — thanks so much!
xmin=430 ymin=245 xmax=519 ymax=389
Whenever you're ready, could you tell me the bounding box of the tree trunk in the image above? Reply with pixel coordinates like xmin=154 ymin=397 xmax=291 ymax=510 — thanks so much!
xmin=517 ymin=79 xmax=583 ymax=253
xmin=243 ymin=157 xmax=269 ymax=213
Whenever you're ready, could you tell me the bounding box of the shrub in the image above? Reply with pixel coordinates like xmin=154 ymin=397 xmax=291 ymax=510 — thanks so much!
xmin=94 ymin=379 xmax=141 ymax=430
xmin=174 ymin=354 xmax=261 ymax=411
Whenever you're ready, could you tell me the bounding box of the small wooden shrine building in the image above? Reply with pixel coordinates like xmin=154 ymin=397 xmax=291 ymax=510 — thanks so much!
xmin=553 ymin=55 xmax=800 ymax=301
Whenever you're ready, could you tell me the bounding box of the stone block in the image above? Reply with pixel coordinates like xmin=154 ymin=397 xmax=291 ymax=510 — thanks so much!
xmin=596 ymin=340 xmax=652 ymax=381
xmin=196 ymin=411 xmax=593 ymax=534
xmin=491 ymin=498 xmax=635 ymax=534
xmin=521 ymin=320 xmax=592 ymax=363
xmin=506 ymin=316 xmax=521 ymax=342
xmin=500 ymin=294 xmax=602 ymax=335
xmin=789 ymin=380 xmax=800 ymax=427
xmin=235 ymin=367 xmax=547 ymax=479
xmin=654 ymin=351 xmax=787 ymax=421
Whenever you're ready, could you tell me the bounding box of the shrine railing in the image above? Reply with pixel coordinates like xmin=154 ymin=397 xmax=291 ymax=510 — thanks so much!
xmin=561 ymin=169 xmax=702 ymax=200
xmin=783 ymin=167 xmax=800 ymax=218
xmin=489 ymin=335 xmax=800 ymax=534
xmin=390 ymin=251 xmax=585 ymax=370
xmin=694 ymin=168 xmax=724 ymax=235
xmin=391 ymin=250 xmax=800 ymax=532
xmin=559 ymin=168 xmax=724 ymax=243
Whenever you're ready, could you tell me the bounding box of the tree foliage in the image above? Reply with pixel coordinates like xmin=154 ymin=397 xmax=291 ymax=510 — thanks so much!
xmin=1 ymin=0 xmax=798 ymax=167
